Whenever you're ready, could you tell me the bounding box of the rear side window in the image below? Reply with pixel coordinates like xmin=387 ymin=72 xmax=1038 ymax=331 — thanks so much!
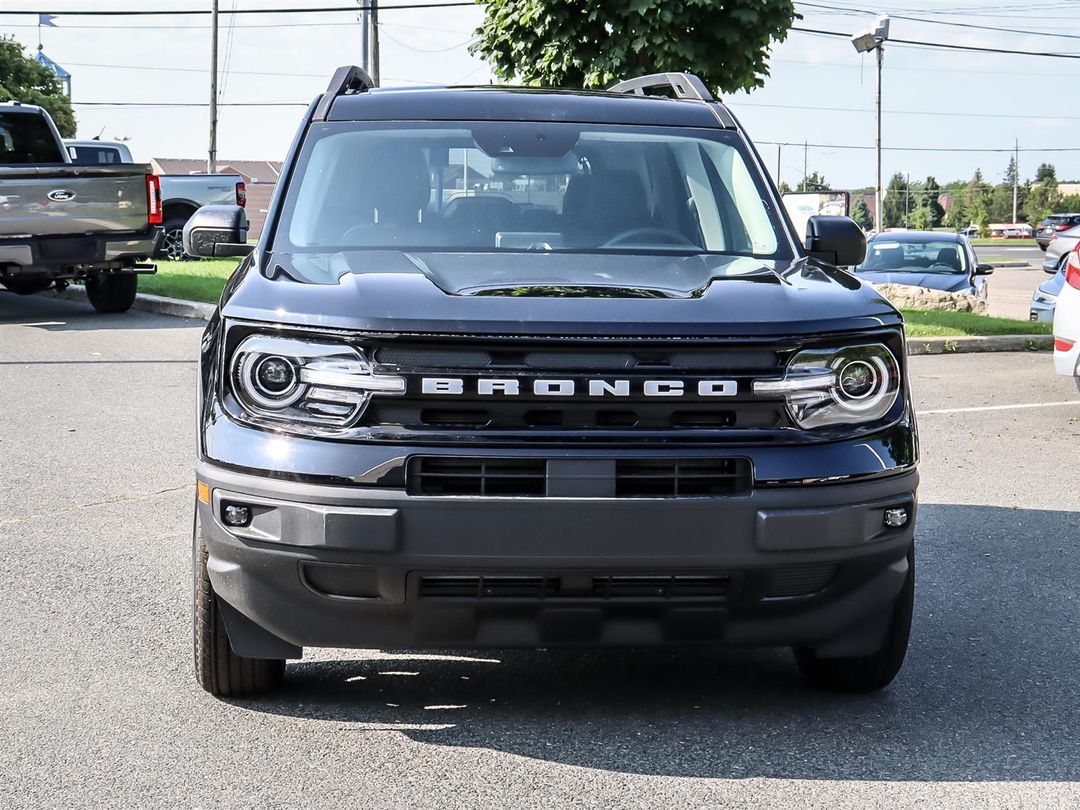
xmin=67 ymin=145 xmax=122 ymax=165
xmin=0 ymin=112 xmax=64 ymax=164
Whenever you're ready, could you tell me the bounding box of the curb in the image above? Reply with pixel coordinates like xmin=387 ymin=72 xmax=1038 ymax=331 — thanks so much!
xmin=46 ymin=287 xmax=1052 ymax=355
xmin=52 ymin=284 xmax=216 ymax=321
xmin=906 ymin=334 xmax=1053 ymax=355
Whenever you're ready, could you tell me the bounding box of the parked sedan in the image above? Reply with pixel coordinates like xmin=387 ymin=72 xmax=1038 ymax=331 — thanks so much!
xmin=1037 ymin=213 xmax=1080 ymax=250
xmin=1041 ymin=224 xmax=1080 ymax=273
xmin=1030 ymin=265 xmax=1064 ymax=322
xmin=1052 ymin=245 xmax=1080 ymax=391
xmin=854 ymin=231 xmax=992 ymax=294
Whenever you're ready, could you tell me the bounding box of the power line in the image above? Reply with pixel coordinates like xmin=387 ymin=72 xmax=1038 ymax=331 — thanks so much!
xmin=798 ymin=1 xmax=1080 ymax=41
xmin=791 ymin=26 xmax=1080 ymax=58
xmin=0 ymin=2 xmax=473 ymax=15
xmin=732 ymin=100 xmax=1080 ymax=122
xmin=757 ymin=140 xmax=1080 ymax=154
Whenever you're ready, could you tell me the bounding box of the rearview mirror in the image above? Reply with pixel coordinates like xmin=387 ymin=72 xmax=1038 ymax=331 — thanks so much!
xmin=182 ymin=205 xmax=253 ymax=259
xmin=804 ymin=215 xmax=866 ymax=267
xmin=975 ymin=263 xmax=994 ymax=276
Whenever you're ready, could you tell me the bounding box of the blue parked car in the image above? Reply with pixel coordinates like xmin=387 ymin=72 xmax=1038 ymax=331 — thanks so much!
xmin=854 ymin=231 xmax=993 ymax=295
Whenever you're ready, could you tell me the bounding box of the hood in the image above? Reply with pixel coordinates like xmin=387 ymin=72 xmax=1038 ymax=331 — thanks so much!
xmin=221 ymin=250 xmax=902 ymax=337
xmin=855 ymin=270 xmax=974 ymax=293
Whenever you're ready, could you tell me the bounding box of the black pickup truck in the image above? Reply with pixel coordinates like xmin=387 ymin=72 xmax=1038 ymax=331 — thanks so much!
xmin=187 ymin=69 xmax=918 ymax=697
xmin=0 ymin=102 xmax=159 ymax=312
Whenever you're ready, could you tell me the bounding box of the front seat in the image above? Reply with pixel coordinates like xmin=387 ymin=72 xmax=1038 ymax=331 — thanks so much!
xmin=562 ymin=170 xmax=652 ymax=246
xmin=934 ymin=246 xmax=962 ymax=272
xmin=344 ymin=145 xmax=433 ymax=245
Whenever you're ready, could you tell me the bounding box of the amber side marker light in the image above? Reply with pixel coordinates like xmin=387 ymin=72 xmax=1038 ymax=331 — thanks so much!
xmin=197 ymin=481 xmax=210 ymax=505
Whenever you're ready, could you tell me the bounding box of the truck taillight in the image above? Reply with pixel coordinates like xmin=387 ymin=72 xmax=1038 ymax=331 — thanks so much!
xmin=146 ymin=175 xmax=163 ymax=225
xmin=1066 ymin=247 xmax=1080 ymax=290
xmin=236 ymin=181 xmax=247 ymax=208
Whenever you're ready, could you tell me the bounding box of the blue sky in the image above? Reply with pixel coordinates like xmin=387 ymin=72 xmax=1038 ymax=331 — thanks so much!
xmin=3 ymin=0 xmax=1078 ymax=189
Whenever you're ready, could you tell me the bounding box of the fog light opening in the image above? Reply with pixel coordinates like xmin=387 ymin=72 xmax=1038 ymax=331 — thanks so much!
xmin=223 ymin=503 xmax=252 ymax=527
xmin=883 ymin=507 xmax=909 ymax=528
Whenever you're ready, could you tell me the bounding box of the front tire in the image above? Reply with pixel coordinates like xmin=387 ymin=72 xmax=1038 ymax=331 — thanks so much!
xmin=85 ymin=273 xmax=138 ymax=313
xmin=194 ymin=515 xmax=285 ymax=697
xmin=794 ymin=545 xmax=914 ymax=693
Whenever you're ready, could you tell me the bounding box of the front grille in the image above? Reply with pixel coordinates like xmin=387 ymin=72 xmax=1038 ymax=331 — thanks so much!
xmin=407 ymin=456 xmax=752 ymax=497
xmin=615 ymin=458 xmax=751 ymax=497
xmin=765 ymin=564 xmax=838 ymax=597
xmin=365 ymin=339 xmax=790 ymax=436
xmin=417 ymin=573 xmax=730 ymax=601
xmin=408 ymin=457 xmax=547 ymax=496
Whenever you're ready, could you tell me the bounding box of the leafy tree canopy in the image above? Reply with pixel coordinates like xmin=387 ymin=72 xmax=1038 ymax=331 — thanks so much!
xmin=797 ymin=170 xmax=829 ymax=192
xmin=0 ymin=37 xmax=75 ymax=137
xmin=1035 ymin=162 xmax=1057 ymax=184
xmin=472 ymin=0 xmax=798 ymax=94
xmin=850 ymin=197 xmax=872 ymax=230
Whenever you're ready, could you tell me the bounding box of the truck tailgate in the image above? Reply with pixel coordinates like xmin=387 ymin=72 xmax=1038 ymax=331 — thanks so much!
xmin=0 ymin=164 xmax=153 ymax=238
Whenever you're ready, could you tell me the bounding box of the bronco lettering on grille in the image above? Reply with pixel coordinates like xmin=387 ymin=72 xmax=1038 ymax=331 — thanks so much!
xmin=420 ymin=378 xmax=738 ymax=397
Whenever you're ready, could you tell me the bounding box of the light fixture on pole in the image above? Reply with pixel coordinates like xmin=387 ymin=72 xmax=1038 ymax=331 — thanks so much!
xmin=851 ymin=14 xmax=890 ymax=233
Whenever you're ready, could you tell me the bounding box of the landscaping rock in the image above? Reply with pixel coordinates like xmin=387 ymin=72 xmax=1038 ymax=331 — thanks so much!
xmin=870 ymin=282 xmax=988 ymax=314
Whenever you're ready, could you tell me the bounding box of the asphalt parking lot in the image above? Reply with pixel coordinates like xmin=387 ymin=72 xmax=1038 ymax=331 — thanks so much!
xmin=2 ymin=293 xmax=1079 ymax=808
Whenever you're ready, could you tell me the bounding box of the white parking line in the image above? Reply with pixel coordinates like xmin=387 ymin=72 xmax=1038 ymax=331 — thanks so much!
xmin=920 ymin=400 xmax=1080 ymax=415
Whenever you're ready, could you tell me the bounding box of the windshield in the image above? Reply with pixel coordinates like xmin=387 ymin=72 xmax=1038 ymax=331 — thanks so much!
xmin=857 ymin=239 xmax=968 ymax=275
xmin=274 ymin=121 xmax=789 ymax=266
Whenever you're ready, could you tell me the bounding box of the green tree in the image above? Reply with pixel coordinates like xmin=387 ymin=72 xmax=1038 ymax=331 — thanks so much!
xmin=796 ymin=170 xmax=829 ymax=192
xmin=850 ymin=197 xmax=872 ymax=230
xmin=923 ymin=176 xmax=945 ymax=228
xmin=908 ymin=206 xmax=932 ymax=231
xmin=0 ymin=37 xmax=75 ymax=137
xmin=777 ymin=180 xmax=792 ymax=194
xmin=881 ymin=173 xmax=907 ymax=229
xmin=1035 ymin=162 xmax=1057 ymax=184
xmin=472 ymin=0 xmax=799 ymax=93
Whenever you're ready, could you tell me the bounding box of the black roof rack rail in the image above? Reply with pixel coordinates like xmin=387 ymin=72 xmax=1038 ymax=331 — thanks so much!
xmin=608 ymin=72 xmax=714 ymax=102
xmin=312 ymin=65 xmax=375 ymax=122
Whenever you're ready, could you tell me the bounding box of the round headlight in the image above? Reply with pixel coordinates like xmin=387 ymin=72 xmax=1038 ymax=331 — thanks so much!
xmin=253 ymin=355 xmax=296 ymax=396
xmin=837 ymin=359 xmax=877 ymax=400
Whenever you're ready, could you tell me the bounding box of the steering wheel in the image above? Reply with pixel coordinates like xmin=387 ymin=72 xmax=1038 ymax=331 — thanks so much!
xmin=601 ymin=227 xmax=698 ymax=248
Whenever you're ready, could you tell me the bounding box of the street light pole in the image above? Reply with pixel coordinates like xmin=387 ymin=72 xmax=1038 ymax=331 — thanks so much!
xmin=208 ymin=0 xmax=218 ymax=174
xmin=852 ymin=15 xmax=889 ymax=233
xmin=875 ymin=43 xmax=883 ymax=232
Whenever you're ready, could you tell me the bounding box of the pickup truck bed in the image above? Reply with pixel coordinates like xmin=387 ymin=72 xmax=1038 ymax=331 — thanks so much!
xmin=1 ymin=102 xmax=160 ymax=312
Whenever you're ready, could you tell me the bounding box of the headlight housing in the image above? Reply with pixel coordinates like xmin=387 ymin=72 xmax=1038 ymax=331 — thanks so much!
xmin=754 ymin=343 xmax=901 ymax=430
xmin=229 ymin=335 xmax=404 ymax=428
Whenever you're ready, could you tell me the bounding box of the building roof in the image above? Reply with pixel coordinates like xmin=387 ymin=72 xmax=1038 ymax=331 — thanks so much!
xmin=149 ymin=158 xmax=283 ymax=183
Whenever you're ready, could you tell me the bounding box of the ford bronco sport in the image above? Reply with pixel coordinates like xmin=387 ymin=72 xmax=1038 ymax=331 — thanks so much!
xmin=188 ymin=68 xmax=918 ymax=697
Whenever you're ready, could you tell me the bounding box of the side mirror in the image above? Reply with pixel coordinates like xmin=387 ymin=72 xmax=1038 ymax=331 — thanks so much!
xmin=805 ymin=215 xmax=866 ymax=267
xmin=182 ymin=205 xmax=253 ymax=258
xmin=975 ymin=263 xmax=994 ymax=276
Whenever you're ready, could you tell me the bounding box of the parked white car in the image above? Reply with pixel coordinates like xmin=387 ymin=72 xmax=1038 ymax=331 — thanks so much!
xmin=1052 ymin=245 xmax=1080 ymax=390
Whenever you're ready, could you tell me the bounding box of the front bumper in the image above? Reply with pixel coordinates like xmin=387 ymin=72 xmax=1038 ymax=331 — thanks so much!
xmin=1030 ymin=296 xmax=1056 ymax=322
xmin=197 ymin=462 xmax=917 ymax=658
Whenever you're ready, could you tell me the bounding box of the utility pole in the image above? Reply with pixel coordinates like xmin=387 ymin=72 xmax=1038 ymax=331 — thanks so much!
xmin=803 ymin=141 xmax=808 ymax=189
xmin=1012 ymin=138 xmax=1019 ymax=224
xmin=369 ymin=0 xmax=380 ymax=86
xmin=359 ymin=0 xmax=369 ymax=78
xmin=905 ymin=172 xmax=910 ymax=225
xmin=776 ymin=143 xmax=782 ymax=189
xmin=875 ymin=44 xmax=883 ymax=232
xmin=208 ymin=0 xmax=218 ymax=174
xmin=358 ymin=0 xmax=380 ymax=85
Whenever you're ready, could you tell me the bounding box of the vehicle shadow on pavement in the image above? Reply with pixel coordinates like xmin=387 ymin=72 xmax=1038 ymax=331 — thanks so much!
xmin=0 ymin=292 xmax=197 ymax=331
xmin=233 ymin=503 xmax=1080 ymax=782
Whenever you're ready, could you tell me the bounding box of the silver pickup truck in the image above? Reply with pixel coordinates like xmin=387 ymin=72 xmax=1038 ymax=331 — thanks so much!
xmin=0 ymin=102 xmax=160 ymax=313
xmin=66 ymin=139 xmax=245 ymax=260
